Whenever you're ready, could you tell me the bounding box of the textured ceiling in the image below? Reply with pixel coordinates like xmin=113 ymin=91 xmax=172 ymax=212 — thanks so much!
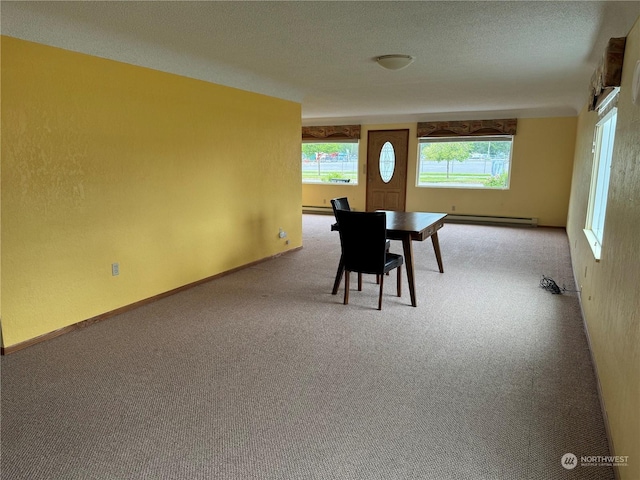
xmin=2 ymin=1 xmax=639 ymax=124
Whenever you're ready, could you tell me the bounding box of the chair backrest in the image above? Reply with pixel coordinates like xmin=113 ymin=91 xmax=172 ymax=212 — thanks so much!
xmin=335 ymin=210 xmax=388 ymax=275
xmin=330 ymin=197 xmax=351 ymax=216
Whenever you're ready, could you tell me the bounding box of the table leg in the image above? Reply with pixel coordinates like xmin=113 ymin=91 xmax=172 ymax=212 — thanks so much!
xmin=332 ymin=254 xmax=345 ymax=295
xmin=401 ymin=236 xmax=417 ymax=307
xmin=431 ymin=232 xmax=444 ymax=273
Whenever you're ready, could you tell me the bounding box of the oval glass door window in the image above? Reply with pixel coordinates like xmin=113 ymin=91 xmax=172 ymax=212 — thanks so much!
xmin=379 ymin=141 xmax=396 ymax=183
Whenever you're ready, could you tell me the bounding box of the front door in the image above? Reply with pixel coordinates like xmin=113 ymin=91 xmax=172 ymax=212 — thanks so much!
xmin=366 ymin=129 xmax=409 ymax=211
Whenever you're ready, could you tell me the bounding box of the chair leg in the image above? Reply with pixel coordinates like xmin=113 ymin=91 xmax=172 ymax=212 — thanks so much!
xmin=344 ymin=271 xmax=350 ymax=305
xmin=397 ymin=265 xmax=402 ymax=297
xmin=378 ymin=272 xmax=384 ymax=310
xmin=331 ymin=254 xmax=345 ymax=295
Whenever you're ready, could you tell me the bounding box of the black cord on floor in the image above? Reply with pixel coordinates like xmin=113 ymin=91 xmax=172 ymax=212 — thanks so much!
xmin=540 ymin=276 xmax=563 ymax=294
xmin=540 ymin=275 xmax=580 ymax=295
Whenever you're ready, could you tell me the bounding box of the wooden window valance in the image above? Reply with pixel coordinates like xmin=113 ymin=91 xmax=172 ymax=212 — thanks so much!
xmin=302 ymin=125 xmax=361 ymax=140
xmin=588 ymin=37 xmax=626 ymax=112
xmin=417 ymin=118 xmax=517 ymax=138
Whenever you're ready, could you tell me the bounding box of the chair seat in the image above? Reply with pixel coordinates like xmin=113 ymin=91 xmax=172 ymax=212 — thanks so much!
xmin=383 ymin=253 xmax=403 ymax=272
xmin=358 ymin=252 xmax=403 ymax=275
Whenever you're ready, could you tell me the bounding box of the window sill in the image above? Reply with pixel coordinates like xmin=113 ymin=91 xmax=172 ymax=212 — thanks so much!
xmin=416 ymin=184 xmax=509 ymax=190
xmin=583 ymin=229 xmax=602 ymax=262
xmin=302 ymin=181 xmax=358 ymax=186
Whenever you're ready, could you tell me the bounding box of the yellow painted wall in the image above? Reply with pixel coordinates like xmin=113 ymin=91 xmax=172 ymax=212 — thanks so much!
xmin=1 ymin=36 xmax=302 ymax=348
xmin=566 ymin=18 xmax=640 ymax=479
xmin=302 ymin=118 xmax=577 ymax=226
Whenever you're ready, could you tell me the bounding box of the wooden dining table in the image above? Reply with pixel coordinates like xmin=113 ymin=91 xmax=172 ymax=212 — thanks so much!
xmin=332 ymin=211 xmax=447 ymax=307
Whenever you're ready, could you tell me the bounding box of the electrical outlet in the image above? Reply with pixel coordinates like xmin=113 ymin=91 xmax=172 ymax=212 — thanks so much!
xmin=112 ymin=262 xmax=120 ymax=276
xmin=452 ymin=205 xmax=456 ymax=211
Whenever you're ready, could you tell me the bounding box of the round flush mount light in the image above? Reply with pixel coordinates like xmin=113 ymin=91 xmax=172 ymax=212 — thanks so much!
xmin=376 ymin=54 xmax=415 ymax=71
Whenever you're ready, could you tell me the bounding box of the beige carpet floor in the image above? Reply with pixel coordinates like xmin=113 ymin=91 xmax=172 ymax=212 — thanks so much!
xmin=1 ymin=214 xmax=613 ymax=479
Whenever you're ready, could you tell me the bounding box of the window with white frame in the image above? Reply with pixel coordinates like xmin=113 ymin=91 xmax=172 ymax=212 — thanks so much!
xmin=417 ymin=136 xmax=513 ymax=189
xmin=584 ymin=102 xmax=618 ymax=260
xmin=302 ymin=140 xmax=358 ymax=184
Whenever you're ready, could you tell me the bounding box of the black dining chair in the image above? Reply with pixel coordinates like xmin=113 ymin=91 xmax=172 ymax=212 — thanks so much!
xmin=330 ymin=197 xmax=351 ymax=218
xmin=335 ymin=210 xmax=404 ymax=310
xmin=330 ymin=197 xmax=390 ymax=294
xmin=330 ymin=197 xmax=358 ymax=293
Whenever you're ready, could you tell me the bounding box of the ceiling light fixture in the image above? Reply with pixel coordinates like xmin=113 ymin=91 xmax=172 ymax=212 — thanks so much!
xmin=376 ymin=54 xmax=414 ymax=71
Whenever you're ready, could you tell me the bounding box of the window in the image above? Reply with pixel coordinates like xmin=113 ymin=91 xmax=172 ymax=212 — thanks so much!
xmin=584 ymin=106 xmax=618 ymax=260
xmin=302 ymin=141 xmax=358 ymax=184
xmin=417 ymin=136 xmax=513 ymax=189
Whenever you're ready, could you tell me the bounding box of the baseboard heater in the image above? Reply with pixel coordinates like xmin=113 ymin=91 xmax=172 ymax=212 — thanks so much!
xmin=445 ymin=214 xmax=538 ymax=227
xmin=302 ymin=205 xmax=334 ymax=215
